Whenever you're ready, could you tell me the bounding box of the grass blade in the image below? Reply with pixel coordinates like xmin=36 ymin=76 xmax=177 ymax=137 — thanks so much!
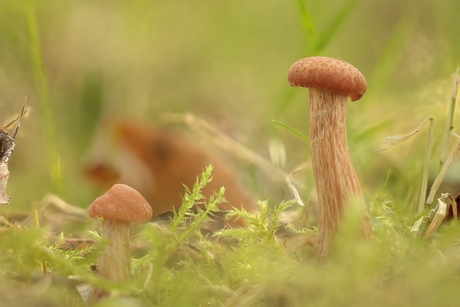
xmin=369 ymin=11 xmax=418 ymax=93
xmin=25 ymin=3 xmax=62 ymax=192
xmin=272 ymin=120 xmax=310 ymax=142
xmin=313 ymin=0 xmax=360 ymax=53
xmin=295 ymin=0 xmax=316 ymax=45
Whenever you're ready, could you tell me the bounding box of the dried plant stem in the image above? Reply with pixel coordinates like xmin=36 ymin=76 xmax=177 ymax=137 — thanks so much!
xmin=164 ymin=113 xmax=290 ymax=182
xmin=426 ymin=134 xmax=460 ymax=205
xmin=3 ymin=98 xmax=28 ymax=135
xmin=417 ymin=117 xmax=435 ymax=213
xmin=377 ymin=117 xmax=434 ymax=212
xmin=438 ymin=69 xmax=459 ymax=173
xmin=286 ymin=163 xmax=309 ymax=207
xmin=423 ymin=197 xmax=447 ymax=239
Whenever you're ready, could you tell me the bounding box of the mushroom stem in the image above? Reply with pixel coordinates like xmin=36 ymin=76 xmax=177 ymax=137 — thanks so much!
xmin=97 ymin=218 xmax=131 ymax=281
xmin=309 ymin=88 xmax=372 ymax=259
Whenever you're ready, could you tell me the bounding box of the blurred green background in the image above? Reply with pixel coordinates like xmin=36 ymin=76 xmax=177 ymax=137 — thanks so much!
xmin=0 ymin=0 xmax=459 ymax=214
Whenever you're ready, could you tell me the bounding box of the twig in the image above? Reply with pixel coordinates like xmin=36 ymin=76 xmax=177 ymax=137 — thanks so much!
xmin=164 ymin=113 xmax=291 ymax=182
xmin=21 ymin=194 xmax=88 ymax=227
xmin=12 ymin=98 xmax=29 ymax=139
xmin=426 ymin=134 xmax=460 ymax=205
xmin=286 ymin=163 xmax=309 ymax=207
xmin=418 ymin=117 xmax=435 ymax=213
xmin=438 ymin=68 xmax=459 ymax=173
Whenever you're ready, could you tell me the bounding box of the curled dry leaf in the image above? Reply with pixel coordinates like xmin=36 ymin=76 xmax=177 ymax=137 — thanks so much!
xmin=0 ymin=99 xmax=28 ymax=204
xmin=377 ymin=117 xmax=434 ymax=152
xmin=0 ymin=129 xmax=15 ymax=204
xmin=411 ymin=193 xmax=458 ymax=238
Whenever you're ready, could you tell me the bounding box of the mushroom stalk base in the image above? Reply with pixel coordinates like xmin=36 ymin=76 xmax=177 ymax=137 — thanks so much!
xmin=309 ymin=88 xmax=372 ymax=259
xmin=97 ymin=219 xmax=131 ymax=281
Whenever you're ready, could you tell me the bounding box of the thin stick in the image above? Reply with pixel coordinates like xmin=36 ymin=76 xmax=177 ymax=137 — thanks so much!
xmin=3 ymin=97 xmax=29 ymax=134
xmin=426 ymin=134 xmax=460 ymax=205
xmin=12 ymin=97 xmax=28 ymax=139
xmin=451 ymin=193 xmax=458 ymax=222
xmin=438 ymin=69 xmax=459 ymax=173
xmin=164 ymin=113 xmax=291 ymax=182
xmin=417 ymin=117 xmax=435 ymax=213
xmin=286 ymin=163 xmax=309 ymax=207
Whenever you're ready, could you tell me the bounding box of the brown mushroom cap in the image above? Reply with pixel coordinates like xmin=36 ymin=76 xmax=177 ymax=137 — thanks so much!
xmin=89 ymin=183 xmax=152 ymax=222
xmin=288 ymin=56 xmax=367 ymax=101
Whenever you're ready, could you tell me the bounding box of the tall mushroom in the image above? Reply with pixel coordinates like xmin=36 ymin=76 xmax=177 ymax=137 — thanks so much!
xmin=88 ymin=184 xmax=152 ymax=282
xmin=288 ymin=56 xmax=373 ymax=259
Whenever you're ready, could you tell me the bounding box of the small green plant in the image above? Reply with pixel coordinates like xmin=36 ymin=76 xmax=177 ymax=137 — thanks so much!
xmin=2 ymin=160 xmax=460 ymax=306
xmin=138 ymin=165 xmax=299 ymax=306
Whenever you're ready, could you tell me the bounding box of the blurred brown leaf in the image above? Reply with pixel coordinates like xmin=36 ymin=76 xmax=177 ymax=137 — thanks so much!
xmin=85 ymin=120 xmax=259 ymax=229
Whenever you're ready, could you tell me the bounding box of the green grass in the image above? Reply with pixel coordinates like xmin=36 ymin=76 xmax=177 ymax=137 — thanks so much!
xmin=1 ymin=0 xmax=460 ymax=306
xmin=1 ymin=165 xmax=460 ymax=306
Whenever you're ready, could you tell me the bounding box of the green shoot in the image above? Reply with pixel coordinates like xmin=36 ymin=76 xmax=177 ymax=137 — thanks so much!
xmin=25 ymin=2 xmax=62 ymax=192
xmin=312 ymin=0 xmax=360 ymax=53
xmin=370 ymin=11 xmax=418 ymax=94
xmin=295 ymin=0 xmax=316 ymax=45
xmin=272 ymin=120 xmax=310 ymax=142
xmin=295 ymin=0 xmax=361 ymax=55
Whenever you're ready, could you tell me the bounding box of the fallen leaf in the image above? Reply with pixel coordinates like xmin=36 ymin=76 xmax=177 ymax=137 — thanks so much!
xmin=0 ymin=162 xmax=10 ymax=204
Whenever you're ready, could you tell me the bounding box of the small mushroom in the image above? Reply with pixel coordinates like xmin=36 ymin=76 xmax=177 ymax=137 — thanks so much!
xmin=88 ymin=184 xmax=152 ymax=282
xmin=288 ymin=56 xmax=373 ymax=259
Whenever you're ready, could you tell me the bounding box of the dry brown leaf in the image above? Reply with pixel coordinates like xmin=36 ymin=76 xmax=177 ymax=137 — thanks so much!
xmin=0 ymin=162 xmax=10 ymax=204
xmin=0 ymin=99 xmax=28 ymax=204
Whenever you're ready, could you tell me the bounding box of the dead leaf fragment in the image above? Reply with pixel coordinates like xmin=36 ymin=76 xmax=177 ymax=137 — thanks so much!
xmin=0 ymin=162 xmax=10 ymax=204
